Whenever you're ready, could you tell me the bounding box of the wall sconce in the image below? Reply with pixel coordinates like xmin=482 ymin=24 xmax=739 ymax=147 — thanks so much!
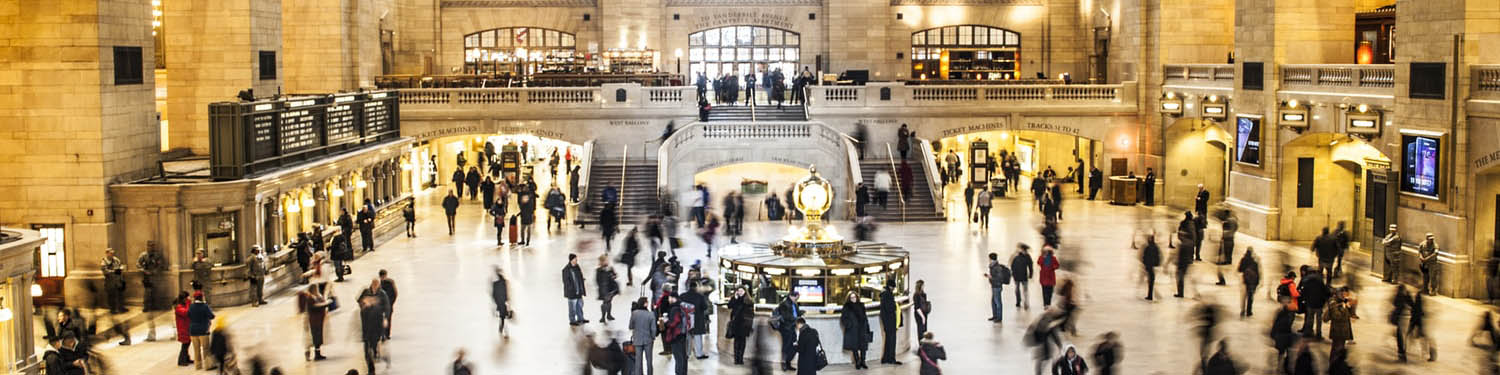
xmin=330 ymin=186 xmax=345 ymax=197
xmin=0 ymin=297 xmax=12 ymax=322
xmin=30 ymin=284 xmax=42 ymax=297
xmin=355 ymin=179 xmax=368 ymax=189
xmin=1279 ymin=99 xmax=1308 ymax=130
xmin=1159 ymin=92 xmax=1183 ymax=115
xmin=1346 ymin=104 xmax=1381 ymax=136
xmin=301 ymin=196 xmax=316 ymax=209
xmin=285 ymin=198 xmax=301 ymax=213
xmin=1200 ymin=95 xmax=1228 ymax=121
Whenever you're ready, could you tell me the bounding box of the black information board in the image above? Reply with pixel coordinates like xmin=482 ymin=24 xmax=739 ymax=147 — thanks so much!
xmin=209 ymin=91 xmax=401 ymax=180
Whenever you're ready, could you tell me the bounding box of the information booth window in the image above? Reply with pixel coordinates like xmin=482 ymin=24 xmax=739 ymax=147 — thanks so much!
xmin=911 ymin=25 xmax=1021 ymax=80
xmin=463 ymin=27 xmax=579 ymax=74
xmin=192 ymin=212 xmax=240 ymax=266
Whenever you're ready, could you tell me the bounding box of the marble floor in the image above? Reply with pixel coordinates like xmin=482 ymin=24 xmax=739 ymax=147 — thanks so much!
xmin=88 ymin=186 xmax=1500 ymax=375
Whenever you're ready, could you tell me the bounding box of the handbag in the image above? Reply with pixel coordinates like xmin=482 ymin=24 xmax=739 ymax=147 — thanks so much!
xmin=326 ymin=296 xmax=340 ymax=312
xmin=814 ymin=344 xmax=829 ymax=370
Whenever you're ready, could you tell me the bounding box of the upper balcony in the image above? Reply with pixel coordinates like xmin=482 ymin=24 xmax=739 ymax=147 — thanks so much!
xmin=1469 ymin=65 xmax=1500 ymax=114
xmin=1161 ymin=63 xmax=1398 ymax=107
xmin=395 ymin=81 xmax=1140 ymax=122
xmin=1162 ymin=64 xmax=1235 ymax=90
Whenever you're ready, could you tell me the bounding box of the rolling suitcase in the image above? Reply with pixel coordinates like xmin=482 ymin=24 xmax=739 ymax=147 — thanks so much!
xmin=508 ymin=215 xmax=520 ymax=244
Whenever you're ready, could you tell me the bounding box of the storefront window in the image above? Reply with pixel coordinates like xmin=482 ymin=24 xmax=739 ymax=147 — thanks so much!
xmin=911 ymin=25 xmax=1021 ymax=80
xmin=192 ymin=212 xmax=240 ymax=265
xmin=462 ymin=27 xmax=579 ymax=74
xmin=689 ymin=25 xmax=801 ymax=85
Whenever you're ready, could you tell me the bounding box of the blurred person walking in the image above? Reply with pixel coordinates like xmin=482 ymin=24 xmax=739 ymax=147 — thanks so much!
xmin=443 ymin=190 xmax=460 ymax=235
xmin=298 ymin=285 xmax=331 ymax=361
xmin=1202 ymin=340 xmax=1240 ymax=375
xmin=1172 ymin=212 xmax=1197 ymax=298
xmin=1092 ymin=332 xmax=1122 ymax=375
xmin=1382 ymin=225 xmax=1403 ymax=283
xmin=379 ymin=270 xmax=398 ymax=340
xmin=358 ymin=287 xmax=391 ymax=375
xmin=138 ymin=242 xmax=168 ymax=341
xmin=403 ymin=203 xmax=416 ymax=238
xmin=492 ymin=268 xmax=512 ymax=338
xmin=918 ymin=332 xmax=946 ymax=375
xmin=620 ymin=227 xmax=642 ymax=285
xmin=1137 ymin=231 xmax=1163 ymax=300
xmin=1408 ymin=291 xmax=1435 ymax=361
xmin=1011 ymin=244 xmax=1034 ymax=309
xmin=1038 ymin=247 xmax=1060 ymax=307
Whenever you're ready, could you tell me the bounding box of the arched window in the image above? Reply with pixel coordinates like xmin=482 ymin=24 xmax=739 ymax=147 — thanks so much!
xmin=911 ymin=25 xmax=1021 ymax=81
xmin=688 ymin=26 xmax=802 ymax=86
xmin=463 ymin=27 xmax=579 ymax=74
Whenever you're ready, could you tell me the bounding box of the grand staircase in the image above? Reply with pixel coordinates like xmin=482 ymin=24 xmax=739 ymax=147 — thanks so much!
xmin=705 ymin=104 xmax=806 ymax=122
xmin=576 ymin=160 xmax=660 ymax=225
xmin=858 ymin=159 xmax=945 ymax=222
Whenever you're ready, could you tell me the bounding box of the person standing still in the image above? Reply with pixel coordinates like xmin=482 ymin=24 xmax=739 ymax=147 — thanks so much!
xmin=984 ymin=253 xmax=1009 ymax=322
xmin=1382 ymin=225 xmax=1403 ymax=283
xmin=247 ymin=246 xmax=268 ymax=306
xmin=1418 ymin=233 xmax=1440 ymax=295
xmin=1038 ymin=247 xmax=1060 ymax=307
xmin=173 ymin=292 xmax=193 ymax=366
xmin=442 ymin=190 xmax=460 ymax=236
xmin=100 ymin=248 xmax=126 ymax=314
xmin=839 ymin=292 xmax=871 ymax=369
xmin=774 ymin=292 xmax=802 ymax=371
xmin=358 ymin=203 xmax=376 ymax=253
xmin=191 ymin=250 xmax=214 ymax=302
xmin=897 ymin=124 xmax=911 ymax=160
xmin=726 ymin=288 xmax=754 ymax=365
xmin=1138 ymin=232 xmax=1163 ymax=300
xmin=629 ymin=298 xmax=657 ymax=375
xmin=1142 ymin=168 xmax=1157 ymax=206
xmin=1011 ymin=244 xmax=1034 ymax=309
xmin=743 ymin=70 xmax=757 ymax=106
xmin=878 ymin=283 xmax=903 ymax=365
xmin=563 ymin=254 xmax=588 ymax=325
xmin=187 ymin=291 xmax=215 ymax=370
xmin=1087 ymin=167 xmax=1103 ymax=200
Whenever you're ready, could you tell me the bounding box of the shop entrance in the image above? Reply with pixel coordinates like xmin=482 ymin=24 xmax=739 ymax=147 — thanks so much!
xmin=1163 ymin=118 xmax=1232 ymax=212
xmin=1278 ymin=133 xmax=1390 ymax=244
xmin=423 ymin=134 xmax=586 ymax=202
xmin=935 ymin=130 xmax=1100 ymax=213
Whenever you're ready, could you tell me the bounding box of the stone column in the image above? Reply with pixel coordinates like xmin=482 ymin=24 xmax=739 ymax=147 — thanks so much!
xmin=164 ymin=0 xmax=282 ymax=154
xmin=281 ymin=0 xmax=391 ymax=93
xmin=0 ymin=0 xmax=161 ymax=307
xmin=824 ymin=0 xmax=891 ymax=76
xmin=1226 ymin=0 xmax=1355 ymax=239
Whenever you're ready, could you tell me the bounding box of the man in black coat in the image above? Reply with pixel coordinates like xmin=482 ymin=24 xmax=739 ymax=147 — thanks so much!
xmin=563 ymin=254 xmax=587 ymax=326
xmin=1011 ymin=244 xmax=1034 ymax=309
xmin=452 ymin=169 xmax=466 ymax=198
xmin=1140 ymin=232 xmax=1163 ymax=300
xmin=1088 ymin=167 xmax=1103 ymax=200
xmin=774 ymin=292 xmax=802 ymax=371
xmin=1299 ymin=269 xmax=1330 ymax=338
xmin=743 ymin=71 xmax=757 ymax=106
xmin=1314 ymin=227 xmax=1340 ymax=279
xmin=480 ymin=177 xmax=496 ymax=210
xmin=442 ymin=190 xmax=460 ymax=235
xmin=1195 ymin=184 xmax=1210 ymax=218
xmin=338 ymin=209 xmax=355 ymax=250
xmin=878 ymin=284 xmax=902 ymax=365
xmin=1173 ymin=212 xmax=1197 ymax=298
xmin=855 ymin=183 xmax=869 ymax=217
xmin=357 ymin=203 xmax=376 ymax=253
xmin=465 ymin=167 xmax=482 ymax=201
xmin=1142 ymin=168 xmax=1157 ymax=205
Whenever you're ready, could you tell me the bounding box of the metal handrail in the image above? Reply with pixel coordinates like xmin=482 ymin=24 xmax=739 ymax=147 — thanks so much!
xmin=884 ymin=143 xmax=907 ymax=223
xmin=618 ymin=145 xmax=628 ymax=208
xmin=916 ymin=138 xmax=944 ymax=216
xmin=573 ymin=140 xmax=595 ymax=208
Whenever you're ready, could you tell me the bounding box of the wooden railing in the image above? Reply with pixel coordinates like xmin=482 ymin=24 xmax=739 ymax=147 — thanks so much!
xmin=1280 ymin=64 xmax=1395 ymax=89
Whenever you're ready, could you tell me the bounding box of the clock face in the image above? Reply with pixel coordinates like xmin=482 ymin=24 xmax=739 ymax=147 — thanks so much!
xmin=799 ymin=184 xmax=828 ymax=211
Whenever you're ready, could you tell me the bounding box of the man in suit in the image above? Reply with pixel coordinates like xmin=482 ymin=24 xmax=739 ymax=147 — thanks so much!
xmin=774 ymin=291 xmax=802 ymax=371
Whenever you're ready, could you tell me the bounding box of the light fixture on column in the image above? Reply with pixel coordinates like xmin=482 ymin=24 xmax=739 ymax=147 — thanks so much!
xmin=1346 ymin=103 xmax=1381 ymax=136
xmin=1279 ymin=99 xmax=1308 ymax=130
xmin=1201 ymin=95 xmax=1228 ymax=121
xmin=675 ymin=48 xmax=683 ymax=74
xmin=1159 ymin=92 xmax=1183 ymax=115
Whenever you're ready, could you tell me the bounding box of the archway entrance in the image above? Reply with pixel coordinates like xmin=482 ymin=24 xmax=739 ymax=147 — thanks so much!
xmin=693 ymin=162 xmax=811 ymax=222
xmin=1163 ymin=118 xmax=1232 ymax=212
xmin=934 ymin=129 xmax=1100 ymax=217
xmin=688 ymin=25 xmax=801 ymax=87
xmin=421 ymin=133 xmax=586 ymax=203
xmin=1278 ymin=133 xmax=1391 ymax=245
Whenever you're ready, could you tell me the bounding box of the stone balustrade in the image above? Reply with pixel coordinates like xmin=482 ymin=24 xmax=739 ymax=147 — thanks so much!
xmin=1474 ymin=65 xmax=1500 ymax=98
xmin=1163 ymin=64 xmax=1236 ymax=85
xmin=1280 ymin=64 xmax=1395 ymax=90
xmin=808 ymin=82 xmax=1129 ymax=108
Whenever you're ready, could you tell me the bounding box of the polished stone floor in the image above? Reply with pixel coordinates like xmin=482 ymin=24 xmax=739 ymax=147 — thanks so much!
xmin=90 ymin=184 xmax=1500 ymax=375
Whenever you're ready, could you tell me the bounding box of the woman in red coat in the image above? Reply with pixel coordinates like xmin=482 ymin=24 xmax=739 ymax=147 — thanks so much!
xmin=1037 ymin=246 xmax=1060 ymax=307
xmin=173 ymin=291 xmax=192 ymax=366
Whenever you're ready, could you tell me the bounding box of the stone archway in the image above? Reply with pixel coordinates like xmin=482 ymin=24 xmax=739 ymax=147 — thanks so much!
xmin=1163 ymin=118 xmax=1233 ymax=212
xmin=1277 ymin=133 xmax=1390 ymax=242
xmin=661 ymin=122 xmax=854 ymax=220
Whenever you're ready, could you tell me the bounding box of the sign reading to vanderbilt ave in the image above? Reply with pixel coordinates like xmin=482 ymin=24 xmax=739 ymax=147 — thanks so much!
xmin=692 ymin=11 xmax=794 ymax=30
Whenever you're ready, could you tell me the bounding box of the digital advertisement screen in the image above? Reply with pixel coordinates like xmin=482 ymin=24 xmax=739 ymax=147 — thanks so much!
xmin=793 ymin=280 xmax=825 ymax=304
xmin=1400 ymin=134 xmax=1442 ymax=198
xmin=1235 ymin=116 xmax=1262 ymax=166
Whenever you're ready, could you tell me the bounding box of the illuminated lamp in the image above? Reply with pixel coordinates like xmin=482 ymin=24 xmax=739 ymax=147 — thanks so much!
xmin=1346 ymin=105 xmax=1382 ymax=136
xmin=30 ymin=284 xmax=41 ymax=297
xmin=356 ymin=179 xmax=368 ymax=189
xmin=830 ymin=268 xmax=856 ymax=276
xmin=794 ymin=268 xmax=822 ymax=277
xmin=302 ymin=196 xmax=315 ymax=209
xmin=1279 ymin=99 xmax=1308 ymax=129
xmin=1160 ymin=92 xmax=1184 ymax=115
xmin=1200 ymin=95 xmax=1228 ymax=120
xmin=1356 ymin=41 xmax=1374 ymax=65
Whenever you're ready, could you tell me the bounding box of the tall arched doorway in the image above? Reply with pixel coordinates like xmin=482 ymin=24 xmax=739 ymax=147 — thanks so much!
xmin=1163 ymin=118 xmax=1232 ymax=211
xmin=688 ymin=26 xmax=801 ymax=85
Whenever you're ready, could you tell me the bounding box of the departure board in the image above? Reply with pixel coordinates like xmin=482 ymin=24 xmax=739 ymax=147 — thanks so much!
xmin=364 ymin=100 xmax=390 ymax=137
xmin=250 ymin=112 xmax=278 ymax=160
xmin=325 ymin=103 xmax=358 ymax=144
xmin=278 ymin=105 xmax=319 ymax=154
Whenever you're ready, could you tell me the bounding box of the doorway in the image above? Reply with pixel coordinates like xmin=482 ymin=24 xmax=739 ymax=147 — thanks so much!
xmin=1163 ymin=118 xmax=1232 ymax=212
xmin=1278 ymin=133 xmax=1390 ymax=242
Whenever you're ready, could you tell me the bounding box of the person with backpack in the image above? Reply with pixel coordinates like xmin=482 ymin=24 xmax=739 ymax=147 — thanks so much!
xmin=1038 ymin=247 xmax=1060 ymax=307
xmin=1011 ymin=244 xmax=1034 ymax=309
xmin=662 ymin=293 xmax=693 ymax=375
xmin=984 ymin=253 xmax=1010 ymax=322
xmin=917 ymin=331 xmax=946 ymax=375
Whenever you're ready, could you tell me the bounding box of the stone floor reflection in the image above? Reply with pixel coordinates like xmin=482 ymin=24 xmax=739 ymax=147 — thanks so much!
xmin=91 ymin=188 xmax=1499 ymax=374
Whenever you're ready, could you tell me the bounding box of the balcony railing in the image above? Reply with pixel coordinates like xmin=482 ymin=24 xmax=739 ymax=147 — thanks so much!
xmin=810 ymin=83 xmax=1127 ymax=107
xmin=1163 ymin=64 xmax=1236 ymax=83
xmin=398 ymin=87 xmax=600 ymax=106
xmin=1474 ymin=65 xmax=1500 ymax=98
xmin=1280 ymin=64 xmax=1395 ymax=89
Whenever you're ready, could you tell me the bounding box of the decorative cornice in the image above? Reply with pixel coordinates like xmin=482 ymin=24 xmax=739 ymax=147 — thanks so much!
xmin=442 ymin=0 xmax=598 ymax=8
xmin=666 ymin=0 xmax=822 ymax=6
xmin=890 ymin=0 xmax=1043 ymax=5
